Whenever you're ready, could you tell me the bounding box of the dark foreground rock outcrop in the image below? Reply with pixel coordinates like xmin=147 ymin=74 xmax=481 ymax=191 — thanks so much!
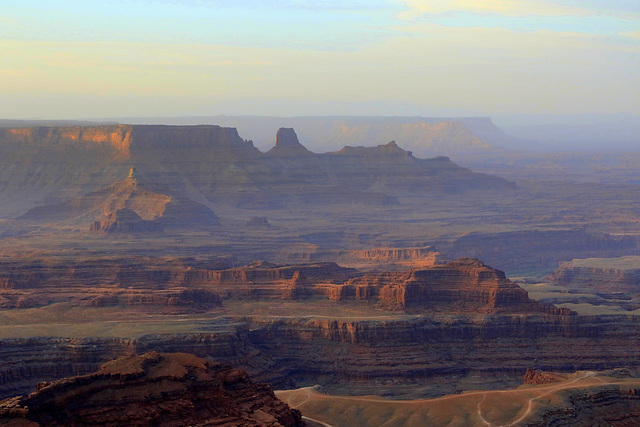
xmin=0 ymin=351 xmax=304 ymax=427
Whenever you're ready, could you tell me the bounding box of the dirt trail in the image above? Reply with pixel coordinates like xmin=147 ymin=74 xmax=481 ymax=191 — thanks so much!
xmin=301 ymin=415 xmax=334 ymax=427
xmin=281 ymin=388 xmax=335 ymax=427
xmin=495 ymin=371 xmax=597 ymax=427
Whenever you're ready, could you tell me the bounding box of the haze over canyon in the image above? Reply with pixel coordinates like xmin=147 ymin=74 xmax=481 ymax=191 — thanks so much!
xmin=0 ymin=115 xmax=638 ymax=425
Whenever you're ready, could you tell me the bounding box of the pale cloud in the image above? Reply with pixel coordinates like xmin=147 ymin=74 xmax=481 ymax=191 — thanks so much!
xmin=620 ymin=30 xmax=640 ymax=39
xmin=370 ymin=23 xmax=638 ymax=114
xmin=0 ymin=67 xmax=45 ymax=78
xmin=398 ymin=0 xmax=592 ymax=18
xmin=0 ymin=16 xmax=19 ymax=24
xmin=389 ymin=21 xmax=609 ymax=58
xmin=0 ymin=40 xmax=280 ymax=97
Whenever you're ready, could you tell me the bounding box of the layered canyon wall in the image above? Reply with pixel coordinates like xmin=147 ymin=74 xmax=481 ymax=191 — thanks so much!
xmin=2 ymin=313 xmax=640 ymax=400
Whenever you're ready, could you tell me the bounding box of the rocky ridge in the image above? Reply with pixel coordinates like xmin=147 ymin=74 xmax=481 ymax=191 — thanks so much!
xmin=19 ymin=170 xmax=220 ymax=230
xmin=0 ymin=255 xmax=563 ymax=312
xmin=0 ymin=124 xmax=515 ymax=217
xmin=0 ymin=351 xmax=304 ymax=426
xmin=1 ymin=256 xmax=620 ymax=400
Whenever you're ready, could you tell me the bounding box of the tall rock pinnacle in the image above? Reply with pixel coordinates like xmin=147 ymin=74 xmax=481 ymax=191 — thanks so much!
xmin=276 ymin=128 xmax=301 ymax=147
xmin=266 ymin=128 xmax=314 ymax=156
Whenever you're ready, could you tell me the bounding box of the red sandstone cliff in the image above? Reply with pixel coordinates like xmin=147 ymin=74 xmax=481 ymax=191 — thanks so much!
xmin=329 ymin=258 xmax=573 ymax=314
xmin=0 ymin=312 xmax=639 ymax=402
xmin=1 ymin=255 xmax=573 ymax=312
xmin=523 ymin=368 xmax=568 ymax=385
xmin=0 ymin=255 xmax=358 ymax=308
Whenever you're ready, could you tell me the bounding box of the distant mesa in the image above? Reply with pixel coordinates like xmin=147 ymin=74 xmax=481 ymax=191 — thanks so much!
xmin=395 ymin=120 xmax=498 ymax=158
xmin=313 ymin=117 xmax=506 ymax=157
xmin=189 ymin=115 xmax=518 ymax=156
xmin=332 ymin=140 xmax=416 ymax=160
xmin=0 ymin=124 xmax=261 ymax=158
xmin=549 ymin=255 xmax=640 ymax=294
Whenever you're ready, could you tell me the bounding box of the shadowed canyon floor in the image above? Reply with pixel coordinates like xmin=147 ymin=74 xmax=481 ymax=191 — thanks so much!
xmin=277 ymin=370 xmax=640 ymax=427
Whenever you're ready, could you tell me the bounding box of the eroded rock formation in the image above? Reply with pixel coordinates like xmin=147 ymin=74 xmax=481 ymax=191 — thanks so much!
xmin=86 ymin=288 xmax=222 ymax=308
xmin=327 ymin=258 xmax=572 ymax=313
xmin=523 ymin=368 xmax=569 ymax=385
xmin=0 ymin=255 xmax=357 ymax=306
xmin=19 ymin=173 xmax=220 ymax=230
xmin=0 ymin=255 xmax=566 ymax=312
xmin=0 ymin=351 xmax=304 ymax=426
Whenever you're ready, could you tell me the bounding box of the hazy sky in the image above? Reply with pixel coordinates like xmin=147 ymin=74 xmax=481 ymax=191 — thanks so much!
xmin=1 ymin=0 xmax=638 ymax=119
